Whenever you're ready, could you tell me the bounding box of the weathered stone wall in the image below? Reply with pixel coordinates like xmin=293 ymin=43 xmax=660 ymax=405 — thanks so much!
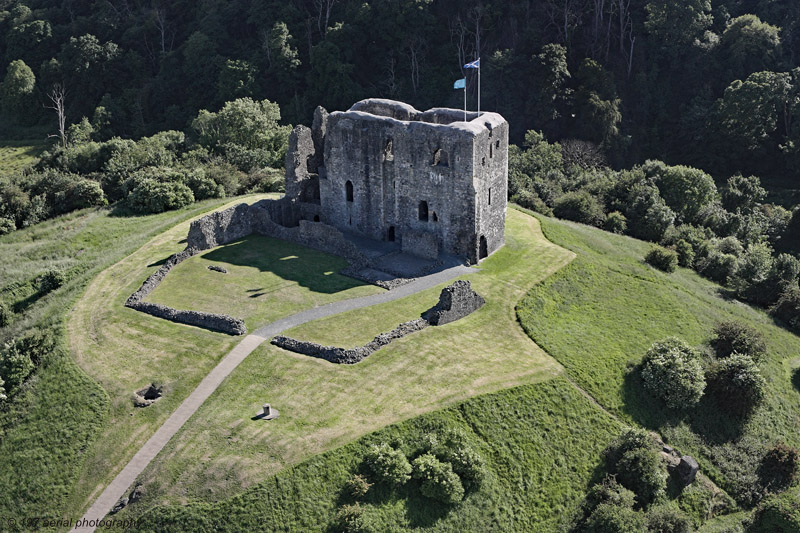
xmin=187 ymin=203 xmax=254 ymax=250
xmin=272 ymin=280 xmax=485 ymax=363
xmin=319 ymin=98 xmax=508 ymax=263
xmin=125 ymin=248 xmax=247 ymax=335
xmin=424 ymin=280 xmax=485 ymax=326
xmin=272 ymin=318 xmax=428 ymax=364
xmin=401 ymin=230 xmax=439 ymax=260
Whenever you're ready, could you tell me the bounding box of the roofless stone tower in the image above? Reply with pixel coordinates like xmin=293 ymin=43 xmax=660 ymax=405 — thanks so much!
xmin=285 ymin=98 xmax=508 ymax=264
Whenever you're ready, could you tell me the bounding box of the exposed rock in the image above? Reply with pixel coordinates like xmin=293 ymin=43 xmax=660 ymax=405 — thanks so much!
xmin=207 ymin=265 xmax=228 ymax=273
xmin=424 ymin=280 xmax=485 ymax=326
xmin=133 ymin=384 xmax=163 ymax=408
xmin=676 ymin=455 xmax=700 ymax=486
xmin=110 ymin=497 xmax=128 ymax=514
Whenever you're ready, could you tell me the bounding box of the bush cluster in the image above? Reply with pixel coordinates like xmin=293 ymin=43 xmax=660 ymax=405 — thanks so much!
xmin=712 ymin=321 xmax=766 ymax=361
xmin=645 ymin=247 xmax=678 ymax=273
xmin=641 ymin=338 xmax=705 ymax=410
xmin=411 ymin=453 xmax=465 ymax=504
xmin=364 ymin=443 xmax=412 ymax=487
xmin=603 ymin=428 xmax=668 ymax=507
xmin=706 ymin=353 xmax=766 ymax=417
xmin=510 ymin=135 xmax=800 ymax=319
xmin=758 ymin=443 xmax=800 ymax=493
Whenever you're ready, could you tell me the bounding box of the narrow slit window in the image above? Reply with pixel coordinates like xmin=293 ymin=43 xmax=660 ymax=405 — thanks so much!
xmin=488 ymin=187 xmax=492 ymax=205
xmin=346 ymin=180 xmax=353 ymax=202
xmin=419 ymin=201 xmax=429 ymax=222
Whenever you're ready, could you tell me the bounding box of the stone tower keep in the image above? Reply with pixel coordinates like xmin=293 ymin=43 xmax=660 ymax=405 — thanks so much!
xmin=284 ymin=98 xmax=508 ymax=264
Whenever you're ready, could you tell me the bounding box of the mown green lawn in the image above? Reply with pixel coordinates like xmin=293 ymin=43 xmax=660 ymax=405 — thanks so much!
xmin=517 ymin=214 xmax=800 ymax=505
xmin=128 ymin=378 xmax=622 ymax=533
xmin=148 ymin=234 xmax=380 ymax=331
xmin=102 ymin=207 xmax=573 ymax=517
xmin=0 ymin=195 xmax=269 ymax=524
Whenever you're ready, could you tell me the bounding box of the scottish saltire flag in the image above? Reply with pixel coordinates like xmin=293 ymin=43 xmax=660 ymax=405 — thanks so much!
xmin=464 ymin=58 xmax=480 ymax=69
xmin=453 ymin=78 xmax=466 ymax=89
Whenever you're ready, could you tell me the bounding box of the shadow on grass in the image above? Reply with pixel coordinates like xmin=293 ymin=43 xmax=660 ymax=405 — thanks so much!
xmin=201 ymin=235 xmax=370 ymax=295
xmin=147 ymin=256 xmax=169 ymax=267
xmin=622 ymin=365 xmax=748 ymax=444
xmin=793 ymin=368 xmax=800 ymax=392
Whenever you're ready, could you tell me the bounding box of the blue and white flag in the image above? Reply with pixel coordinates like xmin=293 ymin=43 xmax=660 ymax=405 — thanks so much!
xmin=453 ymin=78 xmax=466 ymax=89
xmin=464 ymin=58 xmax=480 ymax=69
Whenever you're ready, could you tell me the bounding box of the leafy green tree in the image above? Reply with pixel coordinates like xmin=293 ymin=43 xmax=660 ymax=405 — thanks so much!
xmin=5 ymin=19 xmax=52 ymax=68
xmin=707 ymin=353 xmax=766 ymax=417
xmin=643 ymin=160 xmax=717 ymax=222
xmin=583 ymin=503 xmax=645 ymax=533
xmin=217 ymin=59 xmax=257 ymax=103
xmin=364 ymin=443 xmax=412 ymax=486
xmin=712 ymin=321 xmax=767 ymax=361
xmin=411 ymin=453 xmax=465 ymax=503
xmin=722 ymin=174 xmax=767 ymax=212
xmin=645 ymin=0 xmax=713 ymax=55
xmin=718 ymin=15 xmax=782 ymax=83
xmin=1 ymin=59 xmax=36 ymax=122
xmin=574 ymin=59 xmax=622 ymax=145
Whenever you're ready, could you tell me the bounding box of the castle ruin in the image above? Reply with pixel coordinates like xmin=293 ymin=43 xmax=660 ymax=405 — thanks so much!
xmin=282 ymin=98 xmax=508 ymax=263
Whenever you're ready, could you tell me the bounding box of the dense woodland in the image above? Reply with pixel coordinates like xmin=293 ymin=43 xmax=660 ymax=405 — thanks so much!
xmin=1 ymin=0 xmax=800 ymax=182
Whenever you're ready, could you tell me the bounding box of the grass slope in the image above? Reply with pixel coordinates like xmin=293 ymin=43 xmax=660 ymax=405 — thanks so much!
xmin=517 ymin=214 xmax=800 ymax=504
xmin=129 ymin=378 xmax=622 ymax=533
xmin=103 ymin=208 xmax=573 ymax=514
xmin=0 ymin=140 xmax=44 ymax=177
xmin=0 ymin=195 xmax=267 ymax=523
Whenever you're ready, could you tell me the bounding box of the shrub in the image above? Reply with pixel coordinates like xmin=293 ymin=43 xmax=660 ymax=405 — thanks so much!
xmin=0 ymin=339 xmax=35 ymax=396
xmin=332 ymin=503 xmax=373 ymax=533
xmin=707 ymin=354 xmax=766 ymax=417
xmin=712 ymin=321 xmax=767 ymax=361
xmin=645 ymin=247 xmax=678 ymax=273
xmin=512 ymin=190 xmax=552 ymax=215
xmin=748 ymin=492 xmax=800 ymax=532
xmin=646 ymin=505 xmax=693 ymax=533
xmin=583 ymin=503 xmax=645 ymax=533
xmin=641 ymin=338 xmax=706 ymax=409
xmin=185 ymin=169 xmax=225 ymax=200
xmin=240 ymin=167 xmax=284 ymax=193
xmin=697 ymin=251 xmax=739 ymax=283
xmin=39 ymin=269 xmax=66 ymax=293
xmin=127 ymin=179 xmax=194 ymax=214
xmin=758 ymin=443 xmax=800 ymax=493
xmin=554 ymin=190 xmax=605 ymax=226
xmin=771 ymin=286 xmax=800 ymax=330
xmin=578 ymin=475 xmax=636 ymax=524
xmin=411 ymin=453 xmax=465 ymax=504
xmin=674 ymin=240 xmax=695 ymax=267
xmin=344 ymin=474 xmax=372 ymax=499
xmin=68 ymin=179 xmax=107 ymax=209
xmin=0 ymin=217 xmax=15 ymax=235
xmin=604 ymin=211 xmax=627 ymax=234
xmin=615 ymin=446 xmax=668 ymax=506
xmin=439 ymin=444 xmax=486 ymax=491
xmin=364 ymin=443 xmax=412 ymax=486
xmin=604 ymin=427 xmax=655 ymax=468
xmin=0 ymin=301 xmax=10 ymax=327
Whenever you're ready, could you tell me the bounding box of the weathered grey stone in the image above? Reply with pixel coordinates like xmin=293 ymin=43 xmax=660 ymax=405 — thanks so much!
xmin=425 ymin=280 xmax=485 ymax=326
xmin=187 ymin=203 xmax=254 ymax=250
xmin=208 ymin=265 xmax=228 ymax=273
xmin=272 ymin=318 xmax=428 ymax=364
xmin=677 ymin=455 xmax=699 ymax=486
xmin=402 ymin=229 xmax=439 ymax=260
xmin=132 ymin=384 xmax=163 ymax=407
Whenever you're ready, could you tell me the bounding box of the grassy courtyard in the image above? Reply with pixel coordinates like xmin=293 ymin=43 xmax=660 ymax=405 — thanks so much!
xmin=104 ymin=207 xmax=574 ymax=517
xmin=148 ymin=234 xmax=380 ymax=331
xmin=517 ymin=214 xmax=800 ymax=505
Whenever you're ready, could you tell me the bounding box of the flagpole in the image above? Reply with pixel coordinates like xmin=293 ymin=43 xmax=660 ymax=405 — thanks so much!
xmin=477 ymin=63 xmax=480 ymax=116
xmin=463 ymin=86 xmax=467 ymax=121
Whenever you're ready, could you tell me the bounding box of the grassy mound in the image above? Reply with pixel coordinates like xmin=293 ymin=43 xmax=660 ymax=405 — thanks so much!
xmin=128 ymin=378 xmax=621 ymax=532
xmin=0 ymin=196 xmax=263 ymax=522
xmin=0 ymin=140 xmax=44 ymax=177
xmin=517 ymin=215 xmax=800 ymax=505
xmin=104 ymin=208 xmax=571 ymax=512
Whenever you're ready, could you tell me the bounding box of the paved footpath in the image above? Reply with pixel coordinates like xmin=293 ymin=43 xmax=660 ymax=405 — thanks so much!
xmin=72 ymin=263 xmax=473 ymax=532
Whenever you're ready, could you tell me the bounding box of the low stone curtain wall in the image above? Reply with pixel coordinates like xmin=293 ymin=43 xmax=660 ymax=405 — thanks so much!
xmin=272 ymin=280 xmax=484 ymax=363
xmin=124 ymin=248 xmax=247 ymax=336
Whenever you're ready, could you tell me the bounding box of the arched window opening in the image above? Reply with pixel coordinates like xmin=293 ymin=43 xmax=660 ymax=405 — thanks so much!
xmin=432 ymin=148 xmax=449 ymax=167
xmin=419 ymin=201 xmax=429 ymax=222
xmin=345 ymin=180 xmax=354 ymax=202
xmin=432 ymin=212 xmax=438 ymax=222
xmin=383 ymin=138 xmax=394 ymax=162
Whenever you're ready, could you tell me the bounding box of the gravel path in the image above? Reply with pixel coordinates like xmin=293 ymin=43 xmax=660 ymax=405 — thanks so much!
xmin=72 ymin=263 xmax=473 ymax=532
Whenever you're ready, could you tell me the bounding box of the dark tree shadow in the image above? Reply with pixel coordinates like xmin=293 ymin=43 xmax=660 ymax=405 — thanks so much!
xmin=793 ymin=367 xmax=800 ymax=392
xmin=201 ymin=235 xmax=369 ymax=295
xmin=687 ymin=395 xmax=749 ymax=444
xmin=621 ymin=366 xmax=683 ymax=431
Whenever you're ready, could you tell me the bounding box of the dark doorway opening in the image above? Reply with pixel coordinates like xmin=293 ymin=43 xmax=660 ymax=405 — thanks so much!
xmin=313 ymin=215 xmax=320 ymax=222
xmin=346 ymin=180 xmax=354 ymax=202
xmin=387 ymin=226 xmax=395 ymax=242
xmin=479 ymin=235 xmax=488 ymax=259
xmin=418 ymin=201 xmax=429 ymax=221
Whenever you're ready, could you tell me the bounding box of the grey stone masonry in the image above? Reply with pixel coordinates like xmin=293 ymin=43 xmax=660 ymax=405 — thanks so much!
xmin=424 ymin=280 xmax=485 ymax=326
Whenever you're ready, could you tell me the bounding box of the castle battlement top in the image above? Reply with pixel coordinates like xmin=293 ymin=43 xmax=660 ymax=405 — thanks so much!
xmin=336 ymin=98 xmax=506 ymax=137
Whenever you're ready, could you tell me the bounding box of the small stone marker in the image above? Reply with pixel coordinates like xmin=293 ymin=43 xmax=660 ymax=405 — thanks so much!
xmin=259 ymin=403 xmax=280 ymax=420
